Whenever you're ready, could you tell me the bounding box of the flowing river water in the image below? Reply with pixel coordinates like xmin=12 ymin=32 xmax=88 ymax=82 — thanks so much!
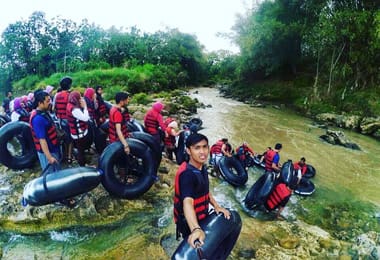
xmin=0 ymin=86 xmax=379 ymax=259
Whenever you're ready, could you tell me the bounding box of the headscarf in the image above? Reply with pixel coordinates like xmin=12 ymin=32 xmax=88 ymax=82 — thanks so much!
xmin=168 ymin=121 xmax=178 ymax=129
xmin=68 ymin=91 xmax=81 ymax=107
xmin=45 ymin=85 xmax=54 ymax=94
xmin=13 ymin=97 xmax=22 ymax=110
xmin=84 ymin=88 xmax=95 ymax=100
xmin=27 ymin=92 xmax=34 ymax=101
xmin=152 ymin=101 xmax=164 ymax=112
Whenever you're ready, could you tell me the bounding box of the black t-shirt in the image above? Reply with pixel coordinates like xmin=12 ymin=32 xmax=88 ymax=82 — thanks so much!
xmin=179 ymin=163 xmax=209 ymax=201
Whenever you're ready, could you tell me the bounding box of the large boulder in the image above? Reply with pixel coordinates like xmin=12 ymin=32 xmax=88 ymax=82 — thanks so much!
xmin=320 ymin=129 xmax=361 ymax=150
xmin=359 ymin=117 xmax=380 ymax=135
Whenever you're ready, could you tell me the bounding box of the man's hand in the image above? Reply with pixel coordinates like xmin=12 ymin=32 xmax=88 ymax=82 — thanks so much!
xmin=47 ymin=156 xmax=58 ymax=164
xmin=214 ymin=206 xmax=231 ymax=219
xmin=187 ymin=228 xmax=205 ymax=248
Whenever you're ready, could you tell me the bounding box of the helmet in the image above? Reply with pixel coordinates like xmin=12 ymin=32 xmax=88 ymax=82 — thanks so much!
xmin=60 ymin=76 xmax=72 ymax=90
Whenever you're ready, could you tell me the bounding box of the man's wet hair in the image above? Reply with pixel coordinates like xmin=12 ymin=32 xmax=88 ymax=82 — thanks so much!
xmin=186 ymin=133 xmax=209 ymax=148
xmin=275 ymin=143 xmax=282 ymax=150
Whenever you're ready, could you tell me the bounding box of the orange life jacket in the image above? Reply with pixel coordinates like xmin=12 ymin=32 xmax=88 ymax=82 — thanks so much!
xmin=265 ymin=149 xmax=277 ymax=171
xmin=265 ymin=183 xmax=291 ymax=210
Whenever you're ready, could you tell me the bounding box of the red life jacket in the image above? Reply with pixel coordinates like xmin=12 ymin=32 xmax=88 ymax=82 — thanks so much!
xmin=210 ymin=140 xmax=223 ymax=155
xmin=122 ymin=109 xmax=131 ymax=122
xmin=109 ymin=106 xmax=128 ymax=143
xmin=54 ymin=91 xmax=69 ymax=119
xmin=66 ymin=103 xmax=88 ymax=138
xmin=294 ymin=162 xmax=307 ymax=175
xmin=144 ymin=109 xmax=160 ymax=134
xmin=164 ymin=117 xmax=174 ymax=127
xmin=173 ymin=162 xmax=210 ymax=225
xmin=164 ymin=126 xmax=176 ymax=146
xmin=29 ymin=110 xmax=58 ymax=152
xmin=84 ymin=97 xmax=96 ymax=122
xmin=265 ymin=149 xmax=277 ymax=171
xmin=266 ymin=183 xmax=291 ymax=210
xmin=96 ymin=100 xmax=108 ymax=125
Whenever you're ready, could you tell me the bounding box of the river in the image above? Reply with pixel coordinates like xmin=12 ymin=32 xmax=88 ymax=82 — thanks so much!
xmin=192 ymin=87 xmax=380 ymax=207
xmin=0 ymin=86 xmax=379 ymax=259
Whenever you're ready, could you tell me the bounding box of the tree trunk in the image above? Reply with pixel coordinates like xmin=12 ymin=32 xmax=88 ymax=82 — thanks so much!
xmin=327 ymin=43 xmax=346 ymax=96
xmin=312 ymin=47 xmax=320 ymax=101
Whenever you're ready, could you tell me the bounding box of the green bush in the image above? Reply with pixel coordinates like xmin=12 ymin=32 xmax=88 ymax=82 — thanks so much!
xmin=132 ymin=92 xmax=153 ymax=105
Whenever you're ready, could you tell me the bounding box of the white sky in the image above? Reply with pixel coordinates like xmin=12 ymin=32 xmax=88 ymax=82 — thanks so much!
xmin=0 ymin=0 xmax=250 ymax=53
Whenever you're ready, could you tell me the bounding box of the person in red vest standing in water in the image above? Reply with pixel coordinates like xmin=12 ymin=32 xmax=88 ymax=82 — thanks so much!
xmin=264 ymin=143 xmax=282 ymax=175
xmin=144 ymin=101 xmax=167 ymax=148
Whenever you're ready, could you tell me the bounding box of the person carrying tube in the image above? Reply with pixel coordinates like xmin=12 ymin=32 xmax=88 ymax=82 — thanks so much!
xmin=173 ymin=133 xmax=230 ymax=248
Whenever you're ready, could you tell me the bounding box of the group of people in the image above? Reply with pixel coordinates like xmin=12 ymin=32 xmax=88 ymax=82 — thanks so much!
xmin=1 ymin=76 xmax=185 ymax=174
xmin=174 ymin=133 xmax=310 ymax=251
xmin=3 ymin=82 xmax=310 ymax=254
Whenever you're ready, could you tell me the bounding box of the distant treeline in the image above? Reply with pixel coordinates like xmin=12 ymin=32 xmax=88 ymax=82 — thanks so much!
xmin=1 ymin=0 xmax=379 ymax=116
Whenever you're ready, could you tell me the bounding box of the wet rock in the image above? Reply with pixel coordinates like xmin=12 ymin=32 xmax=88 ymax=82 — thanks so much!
xmin=320 ymin=129 xmax=361 ymax=150
xmin=158 ymin=166 xmax=169 ymax=174
xmin=352 ymin=232 xmax=380 ymax=258
xmin=360 ymin=117 xmax=380 ymax=135
xmin=238 ymin=248 xmax=256 ymax=258
xmin=278 ymin=236 xmax=300 ymax=249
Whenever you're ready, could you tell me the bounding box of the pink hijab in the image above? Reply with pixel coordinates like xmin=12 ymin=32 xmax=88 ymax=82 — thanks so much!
xmin=84 ymin=88 xmax=95 ymax=100
xmin=152 ymin=101 xmax=164 ymax=112
xmin=68 ymin=91 xmax=81 ymax=107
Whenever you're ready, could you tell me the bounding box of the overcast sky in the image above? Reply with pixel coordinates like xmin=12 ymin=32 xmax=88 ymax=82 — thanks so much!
xmin=0 ymin=0 xmax=250 ymax=53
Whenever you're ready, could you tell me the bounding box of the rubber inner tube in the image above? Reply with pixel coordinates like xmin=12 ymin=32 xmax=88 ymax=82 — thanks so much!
xmin=0 ymin=115 xmax=10 ymax=128
xmin=0 ymin=121 xmax=37 ymax=169
xmin=175 ymin=131 xmax=190 ymax=165
xmin=129 ymin=131 xmax=161 ymax=172
xmin=127 ymin=119 xmax=145 ymax=132
xmin=294 ymin=177 xmax=315 ymax=196
xmin=98 ymin=139 xmax=156 ymax=199
xmin=218 ymin=156 xmax=248 ymax=187
xmin=171 ymin=209 xmax=242 ymax=259
xmin=187 ymin=117 xmax=202 ymax=132
xmin=279 ymin=160 xmax=295 ymax=185
xmin=304 ymin=164 xmax=316 ymax=178
xmin=23 ymin=166 xmax=102 ymax=206
xmin=244 ymin=172 xmax=276 ymax=209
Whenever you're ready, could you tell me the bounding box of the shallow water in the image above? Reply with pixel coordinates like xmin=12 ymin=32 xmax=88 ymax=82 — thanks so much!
xmin=193 ymin=87 xmax=380 ymax=207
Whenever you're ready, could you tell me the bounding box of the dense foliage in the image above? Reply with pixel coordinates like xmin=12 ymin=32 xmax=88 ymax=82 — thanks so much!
xmin=227 ymin=0 xmax=380 ymax=116
xmin=0 ymin=12 xmax=208 ymax=95
xmin=1 ymin=2 xmax=379 ymax=116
